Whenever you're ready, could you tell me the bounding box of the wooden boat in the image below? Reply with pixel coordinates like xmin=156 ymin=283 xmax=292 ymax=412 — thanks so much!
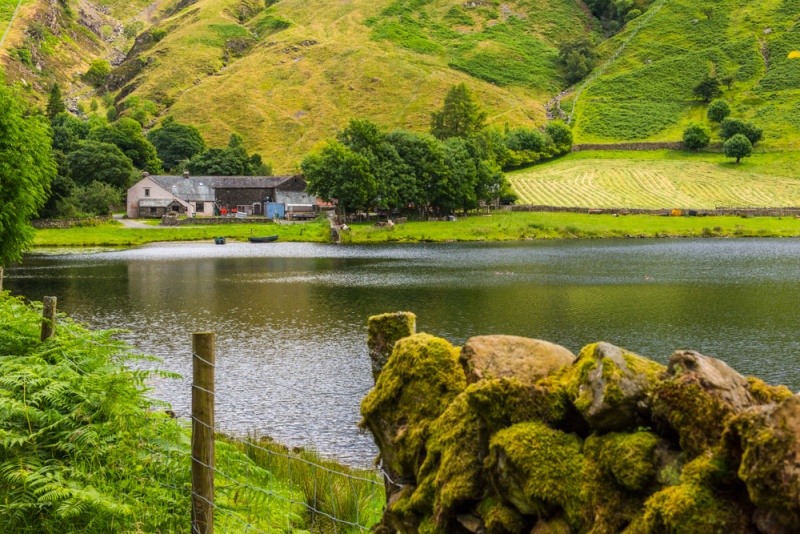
xmin=214 ymin=237 xmax=226 ymax=245
xmin=248 ymin=235 xmax=279 ymax=243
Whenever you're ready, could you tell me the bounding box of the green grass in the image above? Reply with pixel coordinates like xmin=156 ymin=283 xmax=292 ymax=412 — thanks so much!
xmin=33 ymin=220 xmax=330 ymax=247
xmin=342 ymin=211 xmax=800 ymax=243
xmin=508 ymin=151 xmax=800 ymax=208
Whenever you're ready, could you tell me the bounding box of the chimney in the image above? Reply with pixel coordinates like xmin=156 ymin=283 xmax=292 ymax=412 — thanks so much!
xmin=142 ymin=171 xmax=149 ymax=178
xmin=183 ymin=169 xmax=190 ymax=179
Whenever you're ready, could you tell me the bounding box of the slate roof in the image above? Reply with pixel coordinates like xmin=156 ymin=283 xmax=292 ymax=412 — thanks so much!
xmin=149 ymin=176 xmax=216 ymax=202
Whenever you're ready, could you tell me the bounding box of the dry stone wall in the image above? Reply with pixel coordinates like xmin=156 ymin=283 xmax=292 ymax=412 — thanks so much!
xmin=361 ymin=312 xmax=800 ymax=534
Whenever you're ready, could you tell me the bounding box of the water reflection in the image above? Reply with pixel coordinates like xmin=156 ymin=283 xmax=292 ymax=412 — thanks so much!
xmin=7 ymin=239 xmax=800 ymax=465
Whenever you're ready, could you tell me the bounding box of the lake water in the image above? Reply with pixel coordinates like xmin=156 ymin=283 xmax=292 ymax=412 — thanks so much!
xmin=6 ymin=239 xmax=800 ymax=466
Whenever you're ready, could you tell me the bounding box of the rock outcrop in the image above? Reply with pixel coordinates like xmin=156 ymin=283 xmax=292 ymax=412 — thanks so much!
xmin=360 ymin=313 xmax=799 ymax=534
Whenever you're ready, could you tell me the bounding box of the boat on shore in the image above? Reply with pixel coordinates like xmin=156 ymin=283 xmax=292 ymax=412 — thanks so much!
xmin=248 ymin=235 xmax=279 ymax=243
xmin=214 ymin=237 xmax=226 ymax=245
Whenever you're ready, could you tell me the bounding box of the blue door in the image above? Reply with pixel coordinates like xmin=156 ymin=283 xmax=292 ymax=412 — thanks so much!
xmin=266 ymin=202 xmax=285 ymax=219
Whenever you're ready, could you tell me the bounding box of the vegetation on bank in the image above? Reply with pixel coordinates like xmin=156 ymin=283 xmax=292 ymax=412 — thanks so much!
xmin=30 ymin=212 xmax=800 ymax=248
xmin=0 ymin=293 xmax=383 ymax=532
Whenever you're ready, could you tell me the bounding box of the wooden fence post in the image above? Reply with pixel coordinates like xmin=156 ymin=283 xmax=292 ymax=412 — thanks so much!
xmin=41 ymin=296 xmax=57 ymax=341
xmin=192 ymin=332 xmax=215 ymax=534
xmin=0 ymin=266 xmax=4 ymax=293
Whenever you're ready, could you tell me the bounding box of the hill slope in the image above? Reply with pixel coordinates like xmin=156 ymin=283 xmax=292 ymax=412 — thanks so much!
xmin=2 ymin=0 xmax=800 ymax=172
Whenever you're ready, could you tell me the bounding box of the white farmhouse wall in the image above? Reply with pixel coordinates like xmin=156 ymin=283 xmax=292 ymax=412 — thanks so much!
xmin=127 ymin=177 xmax=191 ymax=218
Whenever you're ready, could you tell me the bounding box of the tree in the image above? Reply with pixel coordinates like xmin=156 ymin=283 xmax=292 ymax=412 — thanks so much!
xmin=505 ymin=128 xmax=547 ymax=152
xmin=430 ymin=83 xmax=487 ymax=140
xmin=719 ymin=118 xmax=763 ymax=145
xmin=441 ymin=137 xmax=478 ymax=213
xmin=723 ymin=134 xmax=752 ymax=164
xmin=720 ymin=75 xmax=735 ymax=90
xmin=76 ymin=181 xmax=122 ymax=215
xmin=88 ymin=118 xmax=162 ymax=173
xmin=558 ymin=36 xmax=596 ymax=84
xmin=46 ymin=83 xmax=65 ymax=119
xmin=707 ymin=99 xmax=731 ymax=123
xmin=545 ymin=121 xmax=573 ymax=154
xmin=386 ymin=130 xmax=448 ymax=211
xmin=186 ymin=133 xmax=271 ymax=175
xmin=147 ymin=118 xmax=206 ymax=171
xmin=51 ymin=112 xmax=90 ymax=152
xmin=66 ymin=140 xmax=135 ymax=189
xmin=301 ymin=141 xmax=377 ymax=214
xmin=682 ymin=123 xmax=711 ymax=149
xmin=0 ymin=84 xmax=56 ymax=266
xmin=83 ymin=60 xmax=112 ymax=87
xmin=693 ymin=74 xmax=723 ymax=102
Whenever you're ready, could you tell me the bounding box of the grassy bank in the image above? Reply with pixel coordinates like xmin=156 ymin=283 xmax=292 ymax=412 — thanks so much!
xmin=33 ymin=219 xmax=330 ymax=247
xmin=32 ymin=211 xmax=800 ymax=248
xmin=0 ymin=293 xmax=382 ymax=532
xmin=344 ymin=211 xmax=800 ymax=243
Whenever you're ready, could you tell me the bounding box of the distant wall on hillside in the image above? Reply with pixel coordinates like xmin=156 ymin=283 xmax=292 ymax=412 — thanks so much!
xmin=572 ymin=142 xmax=685 ymax=151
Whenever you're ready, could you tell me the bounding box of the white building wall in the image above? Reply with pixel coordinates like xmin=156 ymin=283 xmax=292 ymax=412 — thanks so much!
xmin=127 ymin=177 xmax=192 ymax=218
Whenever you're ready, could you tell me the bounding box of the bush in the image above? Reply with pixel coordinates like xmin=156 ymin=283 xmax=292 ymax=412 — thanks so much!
xmin=82 ymin=60 xmax=112 ymax=87
xmin=150 ymin=28 xmax=167 ymax=42
xmin=723 ymin=134 xmax=752 ymax=164
xmin=693 ymin=74 xmax=722 ymax=102
xmin=624 ymin=9 xmax=641 ymax=23
xmin=707 ymin=100 xmax=731 ymax=123
xmin=682 ymin=123 xmax=711 ymax=149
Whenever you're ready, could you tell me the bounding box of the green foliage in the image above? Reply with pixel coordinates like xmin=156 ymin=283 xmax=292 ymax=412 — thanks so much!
xmin=186 ymin=133 xmax=271 ymax=176
xmin=0 ymin=85 xmax=56 ymax=267
xmin=74 ymin=181 xmax=122 ymax=215
xmin=51 ymin=113 xmax=90 ymax=152
xmin=118 ymin=96 xmax=158 ymax=126
xmin=150 ymin=28 xmax=168 ymax=42
xmin=123 ymin=21 xmax=144 ymax=39
xmin=147 ymin=117 xmax=206 ymax=171
xmin=693 ymin=73 xmax=723 ymax=102
xmin=66 ymin=141 xmax=135 ymax=189
xmin=82 ymin=60 xmax=111 ymax=88
xmin=682 ymin=123 xmax=710 ymax=149
xmin=46 ymin=84 xmax=65 ymax=119
xmin=707 ymin=99 xmax=731 ymax=123
xmin=581 ymin=100 xmax=686 ymax=140
xmin=723 ymin=134 xmax=752 ymax=164
xmin=719 ymin=118 xmax=763 ymax=145
xmin=88 ymin=118 xmax=163 ymax=173
xmin=430 ymin=83 xmax=487 ymax=140
xmin=559 ymin=36 xmax=596 ymax=84
xmin=302 ymin=141 xmax=377 ymax=214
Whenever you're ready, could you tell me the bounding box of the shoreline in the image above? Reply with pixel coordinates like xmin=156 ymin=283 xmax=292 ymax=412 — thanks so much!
xmin=31 ymin=211 xmax=800 ymax=247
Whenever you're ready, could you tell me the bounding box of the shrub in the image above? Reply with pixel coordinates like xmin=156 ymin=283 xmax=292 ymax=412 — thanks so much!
xmin=707 ymin=100 xmax=730 ymax=123
xmin=682 ymin=123 xmax=711 ymax=149
xmin=693 ymin=74 xmax=722 ymax=102
xmin=150 ymin=28 xmax=167 ymax=42
xmin=82 ymin=60 xmax=111 ymax=87
xmin=719 ymin=118 xmax=763 ymax=145
xmin=624 ymin=9 xmax=641 ymax=23
xmin=723 ymin=134 xmax=752 ymax=164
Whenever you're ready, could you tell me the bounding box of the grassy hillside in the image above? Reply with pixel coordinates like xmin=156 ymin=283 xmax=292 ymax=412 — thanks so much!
xmin=508 ymin=150 xmax=800 ymax=208
xmin=568 ymin=0 xmax=800 ymax=147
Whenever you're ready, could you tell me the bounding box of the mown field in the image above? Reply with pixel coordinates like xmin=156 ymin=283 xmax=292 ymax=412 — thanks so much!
xmin=508 ymin=151 xmax=800 ymax=208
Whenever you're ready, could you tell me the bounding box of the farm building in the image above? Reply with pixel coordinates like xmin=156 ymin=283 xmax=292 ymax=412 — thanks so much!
xmin=126 ymin=172 xmax=316 ymax=218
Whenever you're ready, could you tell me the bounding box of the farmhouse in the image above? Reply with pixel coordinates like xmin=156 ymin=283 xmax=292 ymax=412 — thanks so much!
xmin=126 ymin=172 xmax=315 ymax=218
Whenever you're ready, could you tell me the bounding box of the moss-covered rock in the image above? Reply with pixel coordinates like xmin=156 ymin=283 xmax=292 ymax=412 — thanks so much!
xmin=460 ymin=335 xmax=575 ymax=386
xmin=636 ymin=455 xmax=754 ymax=533
xmin=466 ymin=377 xmax=570 ymax=433
xmin=726 ymin=395 xmax=800 ymax=531
xmin=361 ymin=333 xmax=465 ymax=479
xmin=477 ymin=497 xmax=527 ymax=533
xmin=585 ymin=431 xmax=662 ymax=492
xmin=487 ymin=422 xmax=584 ymax=529
xmin=367 ymin=312 xmax=417 ymax=379
xmin=562 ymin=342 xmax=664 ymax=432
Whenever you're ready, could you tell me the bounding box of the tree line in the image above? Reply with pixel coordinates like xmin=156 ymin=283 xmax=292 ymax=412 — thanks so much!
xmin=41 ymin=83 xmax=271 ymax=218
xmin=302 ymin=83 xmax=573 ymax=217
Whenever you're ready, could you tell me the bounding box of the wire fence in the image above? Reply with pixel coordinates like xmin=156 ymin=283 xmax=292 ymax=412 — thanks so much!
xmin=51 ymin=312 xmax=386 ymax=534
xmin=0 ymin=0 xmax=24 ymax=49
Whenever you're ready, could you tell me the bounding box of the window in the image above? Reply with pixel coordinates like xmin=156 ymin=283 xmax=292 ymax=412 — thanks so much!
xmin=144 ymin=188 xmax=150 ymax=197
xmin=196 ymin=202 xmax=205 ymax=212
xmin=150 ymin=207 xmax=157 ymax=213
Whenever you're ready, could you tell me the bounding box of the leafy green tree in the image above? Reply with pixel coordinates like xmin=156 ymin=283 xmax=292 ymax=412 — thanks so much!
xmin=88 ymin=118 xmax=162 ymax=173
xmin=0 ymin=85 xmax=56 ymax=266
xmin=147 ymin=117 xmax=206 ymax=171
xmin=723 ymin=134 xmax=752 ymax=164
xmin=66 ymin=140 xmax=135 ymax=189
xmin=545 ymin=121 xmax=573 ymax=153
xmin=430 ymin=83 xmax=487 ymax=140
xmin=83 ymin=59 xmax=112 ymax=87
xmin=707 ymin=99 xmax=731 ymax=123
xmin=186 ymin=133 xmax=271 ymax=175
xmin=301 ymin=141 xmax=377 ymax=214
xmin=76 ymin=181 xmax=122 ymax=215
xmin=719 ymin=118 xmax=763 ymax=145
xmin=558 ymin=36 xmax=596 ymax=84
xmin=46 ymin=83 xmax=65 ymax=119
xmin=441 ymin=137 xmax=478 ymax=213
xmin=505 ymin=128 xmax=547 ymax=152
xmin=51 ymin=112 xmax=90 ymax=152
xmin=693 ymin=74 xmax=723 ymax=102
xmin=385 ymin=130 xmax=448 ymax=211
xmin=682 ymin=123 xmax=711 ymax=149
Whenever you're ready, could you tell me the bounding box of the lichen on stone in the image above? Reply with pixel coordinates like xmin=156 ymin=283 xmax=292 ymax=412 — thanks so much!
xmin=367 ymin=312 xmax=417 ymax=379
xmin=487 ymin=421 xmax=584 ymax=529
xmin=360 ymin=333 xmax=465 ymax=478
xmin=477 ymin=497 xmax=526 ymax=534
